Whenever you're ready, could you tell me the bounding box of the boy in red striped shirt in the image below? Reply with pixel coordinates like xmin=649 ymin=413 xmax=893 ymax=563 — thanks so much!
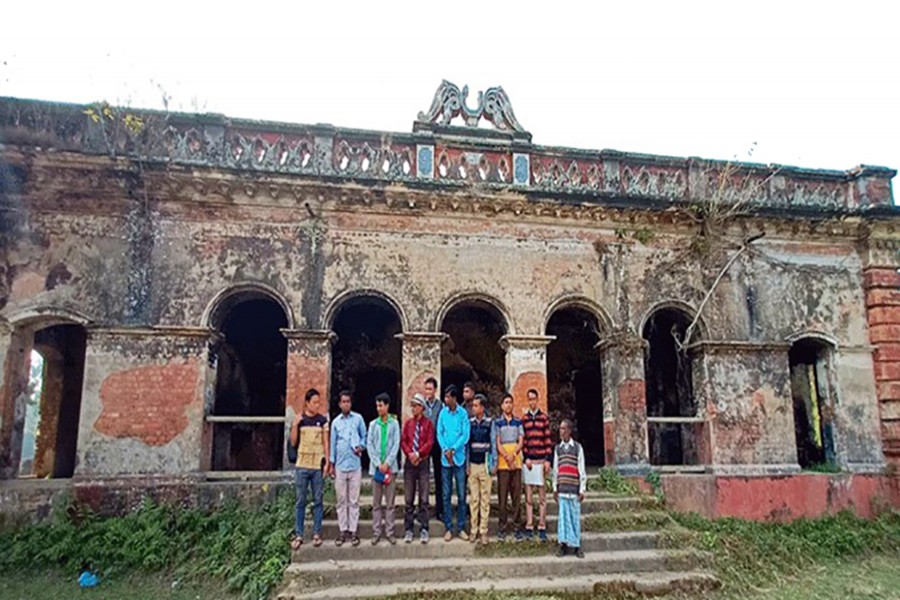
xmin=521 ymin=388 xmax=551 ymax=542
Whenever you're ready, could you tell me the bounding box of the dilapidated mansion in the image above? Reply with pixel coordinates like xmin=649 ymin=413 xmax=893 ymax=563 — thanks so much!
xmin=1 ymin=82 xmax=898 ymax=518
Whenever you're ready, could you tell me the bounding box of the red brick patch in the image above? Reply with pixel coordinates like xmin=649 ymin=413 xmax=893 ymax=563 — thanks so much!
xmin=96 ymin=361 xmax=199 ymax=446
xmin=866 ymin=289 xmax=900 ymax=308
xmin=617 ymin=379 xmax=646 ymax=413
xmin=868 ymin=324 xmax=900 ymax=344
xmin=286 ymin=354 xmax=329 ymax=416
xmin=864 ymin=268 xmax=900 ymax=289
xmin=511 ymin=371 xmax=547 ymax=416
xmin=873 ymin=361 xmax=900 ymax=381
xmin=874 ymin=343 xmax=900 ymax=363
xmin=868 ymin=306 xmax=900 ymax=326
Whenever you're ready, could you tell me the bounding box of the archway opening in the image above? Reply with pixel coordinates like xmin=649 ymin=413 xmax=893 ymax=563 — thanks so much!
xmin=210 ymin=296 xmax=288 ymax=471
xmin=789 ymin=338 xmax=836 ymax=470
xmin=330 ymin=296 xmax=402 ymax=470
xmin=18 ymin=323 xmax=87 ymax=478
xmin=546 ymin=306 xmax=604 ymax=465
xmin=643 ymin=307 xmax=697 ymax=466
xmin=440 ymin=299 xmax=507 ymax=415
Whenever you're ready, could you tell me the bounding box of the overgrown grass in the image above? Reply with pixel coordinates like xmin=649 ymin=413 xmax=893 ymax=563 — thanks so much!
xmin=0 ymin=490 xmax=295 ymax=600
xmin=588 ymin=467 xmax=640 ymax=496
xmin=669 ymin=510 xmax=900 ymax=595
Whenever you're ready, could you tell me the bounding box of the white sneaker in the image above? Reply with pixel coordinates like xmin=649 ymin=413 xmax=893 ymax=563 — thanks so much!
xmin=420 ymin=530 xmax=430 ymax=544
xmin=404 ymin=531 xmax=414 ymax=544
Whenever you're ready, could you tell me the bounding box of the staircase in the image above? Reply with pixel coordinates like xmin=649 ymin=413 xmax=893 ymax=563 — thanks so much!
xmin=276 ymin=475 xmax=719 ymax=599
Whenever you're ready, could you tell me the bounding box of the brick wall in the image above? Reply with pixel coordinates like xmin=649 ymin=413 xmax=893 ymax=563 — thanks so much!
xmin=865 ymin=267 xmax=900 ymax=466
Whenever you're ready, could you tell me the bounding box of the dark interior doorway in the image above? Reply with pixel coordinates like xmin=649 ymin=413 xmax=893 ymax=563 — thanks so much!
xmin=789 ymin=338 xmax=836 ymax=470
xmin=330 ymin=296 xmax=402 ymax=470
xmin=643 ymin=307 xmax=697 ymax=466
xmin=211 ymin=296 xmax=288 ymax=471
xmin=440 ymin=299 xmax=507 ymax=415
xmin=546 ymin=306 xmax=604 ymax=465
xmin=18 ymin=324 xmax=87 ymax=478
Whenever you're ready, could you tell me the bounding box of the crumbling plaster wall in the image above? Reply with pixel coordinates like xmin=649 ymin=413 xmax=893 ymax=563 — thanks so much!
xmin=75 ymin=330 xmax=206 ymax=475
xmin=0 ymin=155 xmax=887 ymax=475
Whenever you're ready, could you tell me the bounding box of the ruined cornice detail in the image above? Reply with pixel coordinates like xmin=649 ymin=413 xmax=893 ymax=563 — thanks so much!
xmin=2 ymin=156 xmax=877 ymax=241
xmin=2 ymin=96 xmax=895 ymax=215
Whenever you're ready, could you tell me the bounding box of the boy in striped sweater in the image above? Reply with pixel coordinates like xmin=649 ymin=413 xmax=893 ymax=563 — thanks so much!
xmin=552 ymin=419 xmax=587 ymax=558
xmin=522 ymin=388 xmax=552 ymax=542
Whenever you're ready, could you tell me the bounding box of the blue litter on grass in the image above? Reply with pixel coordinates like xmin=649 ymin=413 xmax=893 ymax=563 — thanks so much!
xmin=78 ymin=570 xmax=100 ymax=588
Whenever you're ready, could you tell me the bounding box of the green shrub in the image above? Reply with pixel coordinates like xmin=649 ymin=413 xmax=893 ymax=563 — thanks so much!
xmin=588 ymin=467 xmax=639 ymax=496
xmin=0 ymin=491 xmax=295 ymax=600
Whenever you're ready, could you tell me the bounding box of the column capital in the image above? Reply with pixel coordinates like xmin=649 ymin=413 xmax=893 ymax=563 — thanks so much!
xmin=280 ymin=328 xmax=337 ymax=343
xmin=596 ymin=331 xmax=647 ymax=352
xmin=394 ymin=331 xmax=448 ymax=344
xmin=499 ymin=334 xmax=556 ymax=350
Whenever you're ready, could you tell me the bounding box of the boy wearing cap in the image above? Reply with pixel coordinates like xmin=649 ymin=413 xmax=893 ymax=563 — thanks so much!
xmin=437 ymin=384 xmax=470 ymax=541
xmin=401 ymin=393 xmax=436 ymax=544
xmin=467 ymin=393 xmax=496 ymax=544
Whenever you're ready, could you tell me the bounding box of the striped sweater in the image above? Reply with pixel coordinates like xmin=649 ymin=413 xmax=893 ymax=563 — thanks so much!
xmin=522 ymin=409 xmax=552 ymax=461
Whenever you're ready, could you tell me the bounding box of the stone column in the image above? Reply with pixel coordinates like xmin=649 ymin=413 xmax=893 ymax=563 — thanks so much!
xmin=501 ymin=335 xmax=555 ymax=416
xmin=0 ymin=322 xmax=30 ymax=478
xmin=598 ymin=332 xmax=649 ymax=475
xmin=861 ymin=238 xmax=900 ymax=469
xmin=76 ymin=327 xmax=210 ymax=477
xmin=281 ymin=329 xmax=334 ymax=468
xmin=396 ymin=332 xmax=445 ymax=423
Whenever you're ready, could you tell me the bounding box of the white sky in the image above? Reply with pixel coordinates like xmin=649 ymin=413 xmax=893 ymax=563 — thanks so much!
xmin=1 ymin=1 xmax=897 ymax=181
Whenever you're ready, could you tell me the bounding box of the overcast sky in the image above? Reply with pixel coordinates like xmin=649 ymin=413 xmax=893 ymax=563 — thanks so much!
xmin=1 ymin=1 xmax=897 ymax=181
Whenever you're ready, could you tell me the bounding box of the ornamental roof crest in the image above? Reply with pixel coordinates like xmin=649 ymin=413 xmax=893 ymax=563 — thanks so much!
xmin=415 ymin=80 xmax=527 ymax=135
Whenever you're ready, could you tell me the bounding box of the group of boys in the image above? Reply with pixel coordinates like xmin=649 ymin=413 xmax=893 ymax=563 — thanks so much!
xmin=289 ymin=378 xmax=587 ymax=558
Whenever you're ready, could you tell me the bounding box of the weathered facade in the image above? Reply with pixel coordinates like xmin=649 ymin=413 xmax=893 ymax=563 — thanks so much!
xmin=1 ymin=82 xmax=898 ymax=518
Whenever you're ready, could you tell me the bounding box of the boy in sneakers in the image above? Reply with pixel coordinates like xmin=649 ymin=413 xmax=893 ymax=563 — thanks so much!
xmin=553 ymin=419 xmax=587 ymax=559
xmin=493 ymin=392 xmax=524 ymax=542
xmin=401 ymin=393 xmax=435 ymax=544
xmin=466 ymin=394 xmax=496 ymax=544
xmin=367 ymin=393 xmax=400 ymax=545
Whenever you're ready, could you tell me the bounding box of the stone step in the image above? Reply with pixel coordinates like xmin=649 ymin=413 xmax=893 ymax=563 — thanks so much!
xmin=278 ymin=570 xmax=720 ymax=600
xmin=308 ymin=514 xmax=570 ymax=539
xmin=351 ymin=472 xmax=620 ymax=495
xmin=299 ymin=507 xmax=671 ymax=540
xmin=318 ymin=495 xmax=649 ymax=518
xmin=280 ymin=548 xmax=711 ymax=591
xmin=292 ymin=530 xmax=660 ymax=563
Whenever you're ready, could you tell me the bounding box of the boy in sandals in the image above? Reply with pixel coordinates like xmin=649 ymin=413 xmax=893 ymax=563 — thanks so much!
xmin=290 ymin=388 xmax=330 ymax=550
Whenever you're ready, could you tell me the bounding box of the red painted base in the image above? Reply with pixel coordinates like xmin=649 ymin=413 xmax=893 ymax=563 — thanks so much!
xmin=659 ymin=472 xmax=900 ymax=521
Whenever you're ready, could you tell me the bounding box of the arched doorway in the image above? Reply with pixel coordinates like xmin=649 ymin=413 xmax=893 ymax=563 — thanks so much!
xmin=546 ymin=306 xmax=604 ymax=465
xmin=209 ymin=293 xmax=288 ymax=471
xmin=789 ymin=338 xmax=836 ymax=470
xmin=440 ymin=298 xmax=507 ymax=414
xmin=330 ymin=294 xmax=403 ymax=417
xmin=642 ymin=307 xmax=698 ymax=466
xmin=16 ymin=323 xmax=87 ymax=478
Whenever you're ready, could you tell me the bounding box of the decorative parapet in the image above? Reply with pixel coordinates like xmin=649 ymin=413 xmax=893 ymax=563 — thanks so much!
xmin=0 ymin=93 xmax=895 ymax=213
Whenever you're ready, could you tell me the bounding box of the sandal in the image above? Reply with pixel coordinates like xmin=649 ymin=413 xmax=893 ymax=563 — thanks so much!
xmin=313 ymin=535 xmax=323 ymax=548
xmin=290 ymin=535 xmax=303 ymax=551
